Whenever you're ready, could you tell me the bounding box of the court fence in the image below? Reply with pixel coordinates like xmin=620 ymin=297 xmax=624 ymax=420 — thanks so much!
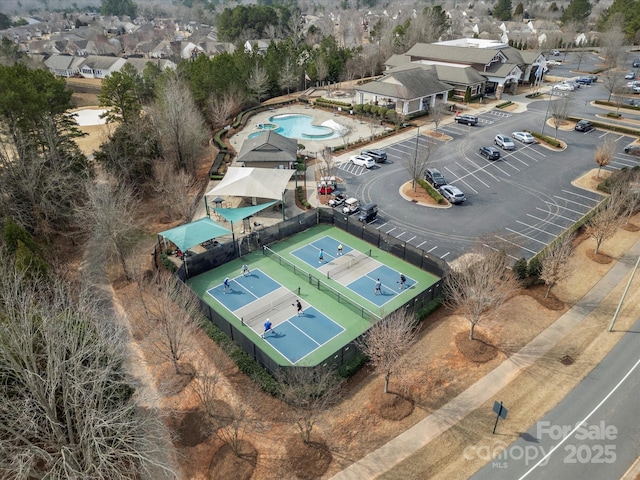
xmin=173 ymin=207 xmax=447 ymax=376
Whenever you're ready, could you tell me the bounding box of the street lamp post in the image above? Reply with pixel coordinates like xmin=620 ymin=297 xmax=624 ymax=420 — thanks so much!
xmin=541 ymin=89 xmax=554 ymax=136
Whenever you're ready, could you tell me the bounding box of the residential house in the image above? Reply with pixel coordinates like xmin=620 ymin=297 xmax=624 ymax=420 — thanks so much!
xmin=235 ymin=131 xmax=297 ymax=169
xmin=44 ymin=54 xmax=86 ymax=77
xmin=79 ymin=55 xmax=127 ymax=78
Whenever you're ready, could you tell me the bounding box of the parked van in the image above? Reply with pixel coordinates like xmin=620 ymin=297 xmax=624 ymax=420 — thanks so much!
xmin=358 ymin=203 xmax=378 ymax=223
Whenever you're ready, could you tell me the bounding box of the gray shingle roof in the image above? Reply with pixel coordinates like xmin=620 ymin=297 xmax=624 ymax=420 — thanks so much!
xmin=237 ymin=131 xmax=297 ymax=164
xmin=405 ymin=43 xmax=502 ymax=64
xmin=356 ymin=67 xmax=452 ymax=100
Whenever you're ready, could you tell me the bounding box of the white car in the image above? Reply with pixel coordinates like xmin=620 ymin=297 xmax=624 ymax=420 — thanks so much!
xmin=512 ymin=131 xmax=535 ymax=144
xmin=625 ymin=72 xmax=636 ymax=80
xmin=626 ymin=80 xmax=640 ymax=88
xmin=547 ymin=59 xmax=562 ymax=66
xmin=553 ymin=83 xmax=574 ymax=91
xmin=348 ymin=154 xmax=375 ymax=169
xmin=494 ymin=134 xmax=515 ymax=151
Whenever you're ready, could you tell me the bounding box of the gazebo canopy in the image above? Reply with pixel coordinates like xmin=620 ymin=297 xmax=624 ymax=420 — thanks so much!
xmin=214 ymin=201 xmax=277 ymax=224
xmin=158 ymin=218 xmax=231 ymax=252
xmin=206 ymin=167 xmax=293 ymax=200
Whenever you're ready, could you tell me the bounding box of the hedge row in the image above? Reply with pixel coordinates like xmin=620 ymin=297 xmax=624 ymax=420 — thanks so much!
xmin=594 ymin=100 xmax=640 ymax=112
xmin=313 ymin=97 xmax=353 ymax=108
xmin=296 ymin=186 xmax=311 ymax=209
xmin=417 ymin=178 xmax=446 ymax=204
xmin=567 ymin=116 xmax=640 ymax=136
xmin=529 ymin=130 xmax=563 ymax=148
xmin=496 ymin=101 xmax=514 ymax=109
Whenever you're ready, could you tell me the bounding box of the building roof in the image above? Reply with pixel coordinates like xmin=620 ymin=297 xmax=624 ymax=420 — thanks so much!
xmin=44 ymin=54 xmax=85 ymax=70
xmin=384 ymin=53 xmax=413 ymax=69
xmin=431 ymin=64 xmax=486 ymax=84
xmin=237 ymin=131 xmax=297 ymax=164
xmin=405 ymin=43 xmax=502 ymax=65
xmin=81 ymin=55 xmax=126 ymax=70
xmin=356 ymin=67 xmax=452 ymax=100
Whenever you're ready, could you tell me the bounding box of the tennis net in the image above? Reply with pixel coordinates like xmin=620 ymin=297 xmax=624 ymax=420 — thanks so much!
xmin=240 ymin=288 xmax=298 ymax=326
xmin=263 ymin=246 xmax=380 ymax=322
xmin=327 ymin=250 xmax=372 ymax=280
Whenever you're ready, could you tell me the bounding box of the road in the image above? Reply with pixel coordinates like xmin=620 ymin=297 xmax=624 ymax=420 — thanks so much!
xmin=470 ymin=316 xmax=640 ymax=479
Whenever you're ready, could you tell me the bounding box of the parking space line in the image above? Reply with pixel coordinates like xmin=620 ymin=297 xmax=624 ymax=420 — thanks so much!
xmin=544 ymin=201 xmax=588 ymax=216
xmin=440 ymin=252 xmax=450 ymax=259
xmin=513 ymin=149 xmax=540 ymax=163
xmin=396 ymin=231 xmax=406 ymax=239
xmin=427 ymin=245 xmax=438 ymax=253
xmin=483 ymin=159 xmax=512 ymax=177
xmin=561 ymin=189 xmax=600 ymax=203
xmin=495 ymin=235 xmax=537 ymax=254
xmin=507 ymin=154 xmax=529 ymax=168
xmin=499 ymin=155 xmax=522 ymax=171
xmin=483 ymin=243 xmax=520 ymax=261
xmin=451 ymin=162 xmax=488 ymax=190
xmin=375 ymin=222 xmax=387 ymax=230
xmin=551 ymin=196 xmax=594 ymax=211
xmin=536 ymin=207 xmax=577 ymax=223
xmin=525 ymin=214 xmax=567 ymax=229
xmin=515 ymin=220 xmax=559 ymax=236
xmin=416 ymin=240 xmax=427 ymax=248
xmin=505 ymin=227 xmax=548 ymax=245
xmin=406 ymin=235 xmax=416 ymax=243
xmin=386 ymin=227 xmax=396 ymax=234
xmin=466 ymin=157 xmax=503 ymax=182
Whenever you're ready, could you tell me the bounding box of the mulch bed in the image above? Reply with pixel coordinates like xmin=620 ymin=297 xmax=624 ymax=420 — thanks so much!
xmin=284 ymin=436 xmax=333 ymax=479
xmin=522 ymin=284 xmax=565 ymax=311
xmin=156 ymin=362 xmax=196 ymax=396
xmin=371 ymin=391 xmax=415 ymax=421
xmin=455 ymin=331 xmax=498 ymax=363
xmin=170 ymin=408 xmax=209 ymax=447
xmin=208 ymin=441 xmax=257 ymax=480
xmin=586 ymin=249 xmax=614 ymax=264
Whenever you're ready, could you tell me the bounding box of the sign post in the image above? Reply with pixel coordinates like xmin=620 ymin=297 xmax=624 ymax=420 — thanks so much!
xmin=493 ymin=401 xmax=507 ymax=434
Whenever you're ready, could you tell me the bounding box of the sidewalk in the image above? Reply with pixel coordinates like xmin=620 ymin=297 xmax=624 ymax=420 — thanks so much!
xmin=330 ymin=237 xmax=640 ymax=480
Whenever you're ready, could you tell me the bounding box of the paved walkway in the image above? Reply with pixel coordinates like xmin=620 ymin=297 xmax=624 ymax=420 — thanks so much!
xmin=330 ymin=237 xmax=640 ymax=479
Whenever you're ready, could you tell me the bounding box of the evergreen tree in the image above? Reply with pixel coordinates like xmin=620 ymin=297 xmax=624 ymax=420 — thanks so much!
xmin=493 ymin=0 xmax=513 ymax=21
xmin=561 ymin=0 xmax=592 ymax=26
xmin=514 ymin=2 xmax=524 ymax=17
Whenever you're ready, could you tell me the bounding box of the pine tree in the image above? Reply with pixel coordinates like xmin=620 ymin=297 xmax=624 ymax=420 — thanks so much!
xmin=493 ymin=0 xmax=513 ymax=21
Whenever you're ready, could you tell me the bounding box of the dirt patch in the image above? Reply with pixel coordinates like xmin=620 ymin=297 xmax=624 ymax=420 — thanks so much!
xmin=156 ymin=362 xmax=196 ymax=396
xmin=454 ymin=331 xmax=499 ymax=363
xmin=371 ymin=391 xmax=415 ymax=421
xmin=621 ymin=222 xmax=640 ymax=232
xmin=284 ymin=437 xmax=333 ymax=479
xmin=522 ymin=284 xmax=566 ymax=311
xmin=169 ymin=408 xmax=209 ymax=447
xmin=208 ymin=441 xmax=257 ymax=480
xmin=586 ymin=249 xmax=614 ymax=264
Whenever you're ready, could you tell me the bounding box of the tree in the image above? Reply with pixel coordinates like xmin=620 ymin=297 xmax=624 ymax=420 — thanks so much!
xmin=136 ymin=271 xmax=202 ymax=378
xmin=405 ymin=132 xmax=439 ymax=191
xmin=417 ymin=6 xmax=449 ymax=43
xmin=208 ymin=85 xmax=243 ymax=129
xmin=246 ymin=63 xmax=269 ymax=103
xmin=595 ymin=136 xmax=616 ymax=177
xmin=99 ymin=64 xmax=142 ymax=125
xmin=600 ymin=16 xmax=626 ymax=70
xmin=101 ymin=0 xmax=137 ymax=17
xmin=81 ymin=182 xmax=139 ymax=280
xmin=151 ymin=74 xmax=209 ymax=174
xmin=550 ymin=93 xmax=573 ymax=139
xmin=444 ymin=248 xmax=520 ymax=340
xmin=602 ymin=72 xmax=626 ymax=102
xmin=493 ymin=0 xmax=513 ymax=21
xmin=561 ymin=0 xmax=592 ymax=27
xmin=430 ymin=99 xmax=448 ymax=134
xmin=0 ymin=258 xmax=175 ymax=479
xmin=514 ymin=2 xmax=524 ymax=17
xmin=279 ymin=58 xmax=298 ymax=95
xmin=598 ymin=0 xmax=640 ymax=40
xmin=540 ymin=234 xmax=575 ymax=297
xmin=356 ymin=310 xmax=418 ymax=394
xmin=153 ymin=162 xmax=198 ymax=221
xmin=279 ymin=366 xmax=342 ymax=444
xmin=585 ymin=196 xmax=623 ymax=254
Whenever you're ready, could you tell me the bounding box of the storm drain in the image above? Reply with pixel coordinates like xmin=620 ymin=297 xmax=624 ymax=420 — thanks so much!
xmin=560 ymin=355 xmax=574 ymax=365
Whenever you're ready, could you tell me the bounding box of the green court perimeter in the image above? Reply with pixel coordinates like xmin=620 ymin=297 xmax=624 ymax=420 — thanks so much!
xmin=187 ymin=225 xmax=440 ymax=367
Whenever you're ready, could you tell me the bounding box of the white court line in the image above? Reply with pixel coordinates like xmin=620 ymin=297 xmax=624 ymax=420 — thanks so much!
xmin=416 ymin=240 xmax=427 ymax=248
xmin=518 ymin=355 xmax=640 ymax=479
xmin=505 ymin=227 xmax=548 ymax=245
xmin=526 ymin=213 xmax=567 ymax=230
xmin=536 ymin=207 xmax=578 ymax=223
xmin=496 ymin=235 xmax=537 ymax=254
xmin=515 ymin=220 xmax=559 ymax=236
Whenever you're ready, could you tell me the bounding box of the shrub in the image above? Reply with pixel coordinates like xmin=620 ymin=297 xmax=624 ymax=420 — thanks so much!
xmin=337 ymin=352 xmax=368 ymax=378
xmin=566 ymin=116 xmax=640 ymax=136
xmin=417 ymin=179 xmax=446 ymax=204
xmin=527 ymin=256 xmax=542 ymax=277
xmin=209 ymin=174 xmax=224 ymax=180
xmin=512 ymin=257 xmax=529 ymax=280
xmin=416 ymin=298 xmax=442 ymax=320
xmin=606 ymin=112 xmax=621 ymax=118
xmin=496 ymin=101 xmax=513 ymax=109
xmin=363 ymin=104 xmax=372 ymax=114
xmin=160 ymin=253 xmax=177 ymax=272
xmin=529 ymin=131 xmax=562 ymax=148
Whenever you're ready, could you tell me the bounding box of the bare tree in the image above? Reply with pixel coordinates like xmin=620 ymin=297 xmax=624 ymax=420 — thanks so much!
xmin=81 ymin=181 xmax=139 ymax=280
xmin=137 ymin=271 xmax=203 ymax=376
xmin=585 ymin=197 xmax=624 ymax=255
xmin=153 ymin=161 xmax=198 ymax=221
xmin=152 ymin=74 xmax=209 ymax=174
xmin=405 ymin=132 xmax=439 ymax=191
xmin=192 ymin=373 xmax=259 ymax=456
xmin=355 ymin=309 xmax=418 ymax=393
xmin=246 ymin=63 xmax=269 ymax=104
xmin=550 ymin=93 xmax=573 ymax=139
xmin=209 ymin=86 xmax=243 ymax=129
xmin=444 ymin=248 xmax=520 ymax=340
xmin=539 ymin=233 xmax=575 ymax=297
xmin=430 ymin=99 xmax=448 ymax=134
xmin=600 ymin=16 xmax=626 ymax=71
xmin=315 ymin=55 xmax=329 ymax=85
xmin=0 ymin=259 xmax=176 ymax=479
xmin=279 ymin=58 xmax=298 ymax=95
xmin=602 ymin=73 xmax=625 ymax=103
xmin=595 ymin=136 xmax=616 ymax=178
xmin=614 ymin=174 xmax=640 ymax=225
xmin=319 ymin=147 xmax=337 ymax=179
xmin=279 ymin=366 xmax=343 ymax=444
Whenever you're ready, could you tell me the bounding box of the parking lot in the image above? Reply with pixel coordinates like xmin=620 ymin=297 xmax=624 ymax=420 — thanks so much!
xmin=330 ymin=97 xmax=639 ymax=261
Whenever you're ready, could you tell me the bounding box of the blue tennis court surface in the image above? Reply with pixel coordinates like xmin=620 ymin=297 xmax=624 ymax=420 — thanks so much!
xmin=291 ymin=235 xmax=354 ymax=269
xmin=207 ymin=269 xmax=345 ymax=364
xmin=263 ymin=307 xmax=344 ymax=363
xmin=348 ymin=265 xmax=417 ymax=307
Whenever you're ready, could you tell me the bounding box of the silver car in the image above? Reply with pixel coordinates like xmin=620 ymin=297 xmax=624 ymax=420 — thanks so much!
xmin=495 ymin=134 xmax=515 ymax=150
xmin=512 ymin=131 xmax=535 ymax=144
xmin=439 ymin=185 xmax=466 ymax=204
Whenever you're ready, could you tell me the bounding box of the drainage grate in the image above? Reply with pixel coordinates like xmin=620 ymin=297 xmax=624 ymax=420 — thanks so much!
xmin=560 ymin=355 xmax=574 ymax=365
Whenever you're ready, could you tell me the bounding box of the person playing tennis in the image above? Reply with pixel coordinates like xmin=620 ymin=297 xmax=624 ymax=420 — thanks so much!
xmin=262 ymin=319 xmax=275 ymax=338
xmin=374 ymin=278 xmax=382 ymax=295
xmin=223 ymin=276 xmax=231 ymax=293
xmin=241 ymin=264 xmax=251 ymax=276
xmin=293 ymin=299 xmax=303 ymax=316
xmin=399 ymin=273 xmax=407 ymax=290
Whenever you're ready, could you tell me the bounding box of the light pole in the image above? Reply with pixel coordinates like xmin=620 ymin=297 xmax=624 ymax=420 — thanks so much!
xmin=541 ymin=89 xmax=554 ymax=136
xmin=413 ymin=126 xmax=420 ymax=188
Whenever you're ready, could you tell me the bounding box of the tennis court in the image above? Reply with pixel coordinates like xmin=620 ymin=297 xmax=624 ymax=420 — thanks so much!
xmin=290 ymin=235 xmax=416 ymax=307
xmin=206 ymin=268 xmax=345 ymax=363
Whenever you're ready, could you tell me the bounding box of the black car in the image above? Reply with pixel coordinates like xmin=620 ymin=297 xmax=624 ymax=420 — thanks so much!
xmin=633 ymin=59 xmax=640 ymax=68
xmin=357 ymin=203 xmax=378 ymax=223
xmin=575 ymin=76 xmax=593 ymax=85
xmin=479 ymin=146 xmax=501 ymax=160
xmin=425 ymin=168 xmax=447 ymax=188
xmin=624 ymin=144 xmax=640 ymax=157
xmin=454 ymin=114 xmax=479 ymax=126
xmin=361 ymin=149 xmax=387 ymax=163
xmin=575 ymin=120 xmax=594 ymax=132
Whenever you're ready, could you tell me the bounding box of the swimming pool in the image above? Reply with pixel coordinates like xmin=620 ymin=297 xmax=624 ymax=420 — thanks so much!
xmin=248 ymin=114 xmax=339 ymax=140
